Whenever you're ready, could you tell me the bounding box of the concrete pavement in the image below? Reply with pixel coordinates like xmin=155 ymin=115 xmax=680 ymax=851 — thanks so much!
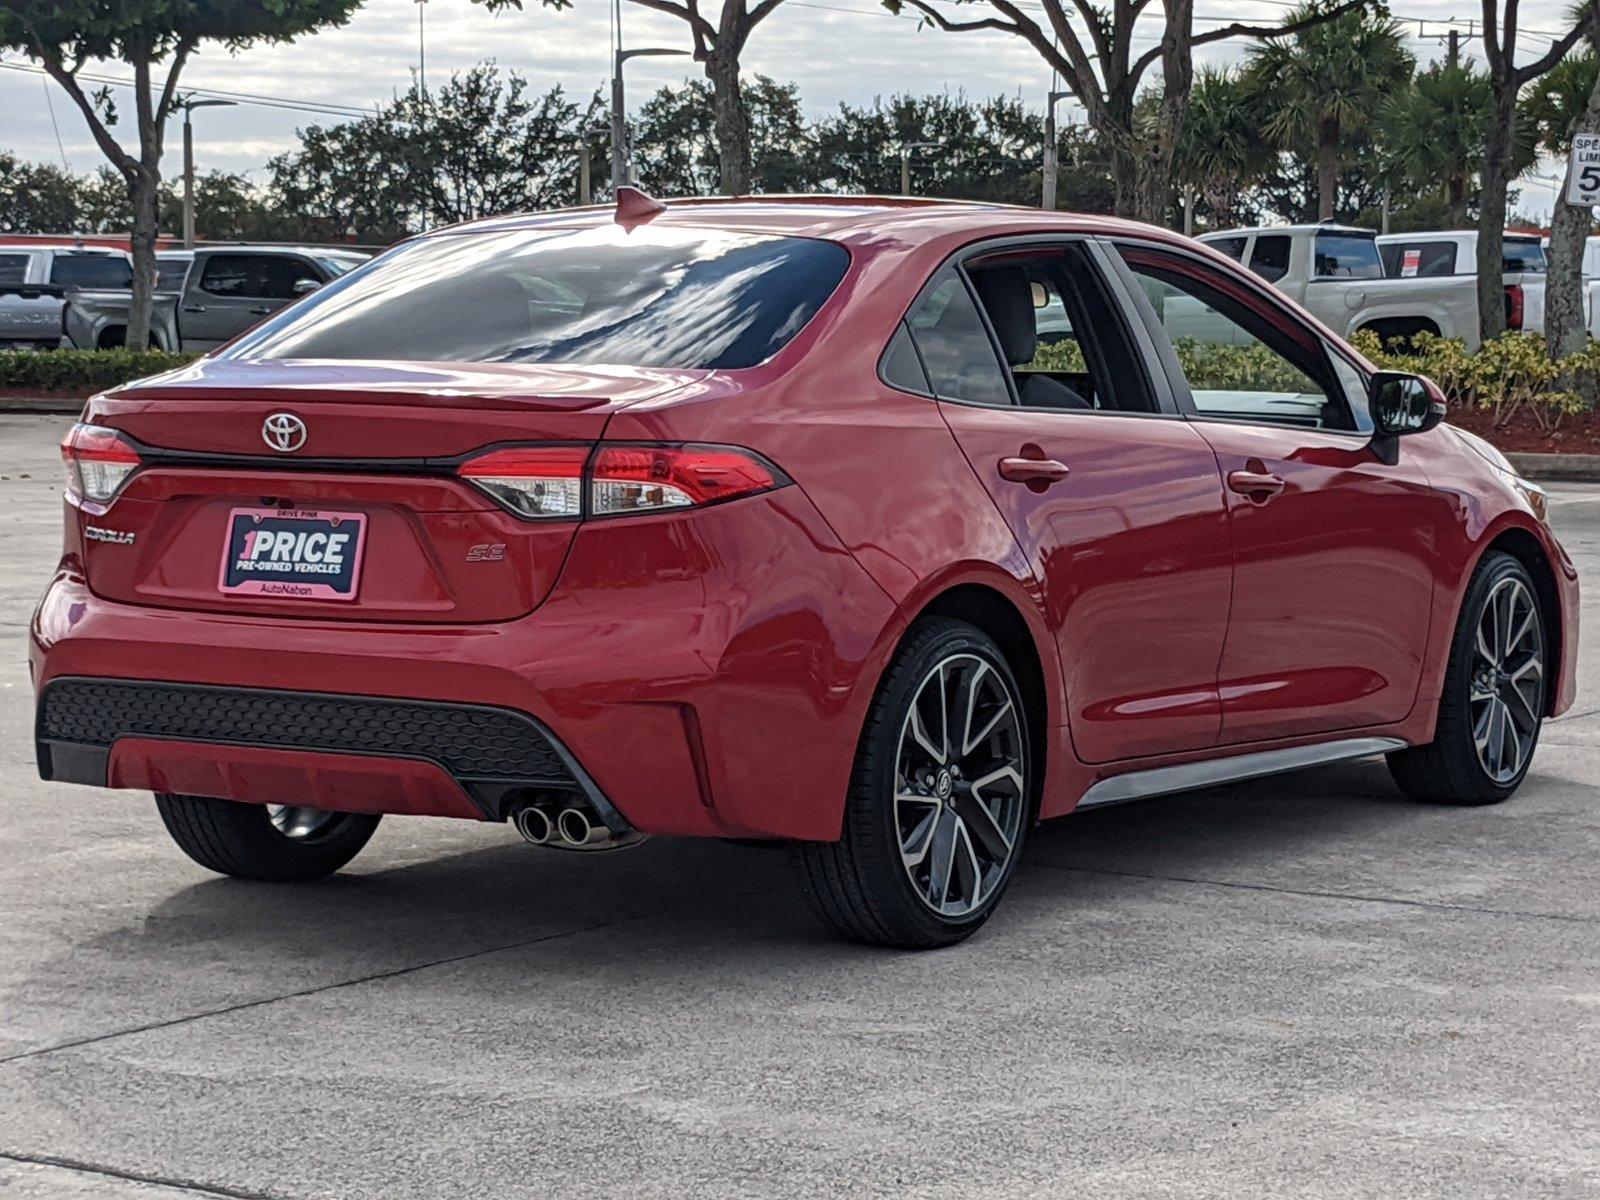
xmin=1 ymin=413 xmax=1597 ymax=1199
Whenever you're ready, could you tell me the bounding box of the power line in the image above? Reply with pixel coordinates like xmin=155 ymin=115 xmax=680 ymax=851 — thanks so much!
xmin=0 ymin=60 xmax=374 ymax=119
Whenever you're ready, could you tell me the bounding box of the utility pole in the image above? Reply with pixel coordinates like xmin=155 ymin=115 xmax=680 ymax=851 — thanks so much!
xmin=179 ymin=98 xmax=236 ymax=249
xmin=900 ymin=141 xmax=936 ymax=195
xmin=417 ymin=0 xmax=428 ymax=99
xmin=1446 ymin=28 xmax=1460 ymax=69
xmin=1041 ymin=90 xmax=1071 ymax=210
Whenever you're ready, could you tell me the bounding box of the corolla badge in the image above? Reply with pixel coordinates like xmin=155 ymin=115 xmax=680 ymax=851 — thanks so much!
xmin=262 ymin=412 xmax=308 ymax=453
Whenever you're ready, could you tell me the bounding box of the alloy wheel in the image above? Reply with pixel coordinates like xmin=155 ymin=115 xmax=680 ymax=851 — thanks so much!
xmin=894 ymin=653 xmax=1026 ymax=917
xmin=1470 ymin=576 xmax=1544 ymax=785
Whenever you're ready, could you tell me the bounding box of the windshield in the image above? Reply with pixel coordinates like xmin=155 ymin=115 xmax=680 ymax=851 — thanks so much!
xmin=1313 ymin=234 xmax=1382 ymax=280
xmin=315 ymin=254 xmax=367 ymax=278
xmin=1502 ymin=240 xmax=1546 ymax=273
xmin=226 ymin=225 xmax=851 ymax=369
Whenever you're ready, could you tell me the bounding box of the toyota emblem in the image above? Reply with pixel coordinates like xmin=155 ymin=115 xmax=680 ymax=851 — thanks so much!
xmin=262 ymin=412 xmax=308 ymax=453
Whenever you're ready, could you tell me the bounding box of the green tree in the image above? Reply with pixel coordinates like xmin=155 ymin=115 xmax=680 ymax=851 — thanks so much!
xmin=1247 ymin=4 xmax=1413 ymax=221
xmin=1525 ymin=45 xmax=1600 ymax=361
xmin=0 ymin=0 xmax=364 ymax=347
xmin=1173 ymin=67 xmax=1277 ymax=229
xmin=1378 ymin=61 xmax=1493 ymax=228
xmin=269 ymin=65 xmax=600 ymax=239
xmin=882 ymin=0 xmax=1360 ymax=223
xmin=811 ymin=91 xmax=1067 ymax=206
xmin=1474 ymin=0 xmax=1597 ymax=341
xmin=631 ymin=76 xmax=819 ymax=195
xmin=0 ymin=150 xmax=81 ymax=231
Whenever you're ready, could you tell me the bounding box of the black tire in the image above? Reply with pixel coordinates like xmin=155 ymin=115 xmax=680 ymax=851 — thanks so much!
xmin=155 ymin=794 xmax=380 ymax=881
xmin=789 ymin=617 xmax=1033 ymax=949
xmin=1388 ymin=552 xmax=1548 ymax=805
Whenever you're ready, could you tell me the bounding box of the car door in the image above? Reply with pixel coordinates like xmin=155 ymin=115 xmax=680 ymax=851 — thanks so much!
xmin=891 ymin=241 xmax=1234 ymax=763
xmin=1114 ymin=240 xmax=1451 ymax=745
xmin=184 ymin=253 xmax=320 ymax=349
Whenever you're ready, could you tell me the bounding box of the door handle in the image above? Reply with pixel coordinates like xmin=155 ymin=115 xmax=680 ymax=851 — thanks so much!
xmin=998 ymin=456 xmax=1071 ymax=485
xmin=247 ymin=306 xmax=273 ymax=315
xmin=1226 ymin=470 xmax=1285 ymax=499
xmin=182 ymin=304 xmax=206 ymax=313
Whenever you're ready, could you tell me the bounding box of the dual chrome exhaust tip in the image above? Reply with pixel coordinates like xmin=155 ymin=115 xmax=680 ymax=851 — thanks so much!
xmin=510 ymin=798 xmax=645 ymax=852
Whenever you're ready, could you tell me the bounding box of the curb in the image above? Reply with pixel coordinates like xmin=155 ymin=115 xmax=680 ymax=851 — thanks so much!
xmin=1506 ymin=452 xmax=1600 ymax=484
xmin=0 ymin=395 xmax=84 ymax=415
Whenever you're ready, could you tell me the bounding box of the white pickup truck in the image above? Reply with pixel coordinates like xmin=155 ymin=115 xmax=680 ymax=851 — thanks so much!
xmin=1376 ymin=230 xmax=1545 ymax=336
xmin=1196 ymin=223 xmax=1538 ymax=351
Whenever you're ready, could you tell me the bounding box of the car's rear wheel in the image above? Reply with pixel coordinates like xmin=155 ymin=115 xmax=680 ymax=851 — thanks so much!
xmin=790 ymin=617 xmax=1032 ymax=948
xmin=155 ymin=793 xmax=380 ymax=881
xmin=1388 ymin=552 xmax=1547 ymax=805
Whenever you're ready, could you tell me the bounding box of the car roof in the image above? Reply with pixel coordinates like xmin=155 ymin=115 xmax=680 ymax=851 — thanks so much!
xmin=1200 ymin=223 xmax=1373 ymax=239
xmin=8 ymin=244 xmax=126 ymax=255
xmin=427 ymin=194 xmax=1177 ymax=248
xmin=194 ymin=244 xmax=371 ymax=258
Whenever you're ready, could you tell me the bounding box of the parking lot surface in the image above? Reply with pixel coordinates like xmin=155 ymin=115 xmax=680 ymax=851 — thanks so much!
xmin=2 ymin=412 xmax=1597 ymax=1199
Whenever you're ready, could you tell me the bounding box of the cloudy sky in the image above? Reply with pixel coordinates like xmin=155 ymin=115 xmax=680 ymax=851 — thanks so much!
xmin=0 ymin=0 xmax=1584 ymax=218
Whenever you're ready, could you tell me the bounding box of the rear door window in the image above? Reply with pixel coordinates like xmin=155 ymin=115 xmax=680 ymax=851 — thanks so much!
xmin=1206 ymin=237 xmax=1247 ymax=262
xmin=1247 ymin=235 xmax=1291 ymax=283
xmin=903 ymin=271 xmax=1012 ymax=405
xmin=1313 ymin=234 xmax=1382 ymax=279
xmin=1380 ymin=241 xmax=1457 ymax=277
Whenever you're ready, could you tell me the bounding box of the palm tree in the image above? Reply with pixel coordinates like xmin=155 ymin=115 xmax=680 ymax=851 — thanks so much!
xmin=1379 ymin=61 xmax=1494 ymax=228
xmin=1247 ymin=4 xmax=1414 ymax=220
xmin=1174 ymin=67 xmax=1277 ymax=229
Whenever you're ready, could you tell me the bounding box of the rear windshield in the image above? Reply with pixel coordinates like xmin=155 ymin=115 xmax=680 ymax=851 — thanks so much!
xmin=49 ymin=254 xmax=132 ymax=289
xmin=1313 ymin=234 xmax=1382 ymax=279
xmin=1502 ymin=240 xmax=1546 ymax=273
xmin=225 ymin=226 xmax=851 ymax=369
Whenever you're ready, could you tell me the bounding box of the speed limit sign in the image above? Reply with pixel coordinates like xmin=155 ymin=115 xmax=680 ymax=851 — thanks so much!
xmin=1569 ymin=134 xmax=1600 ymax=206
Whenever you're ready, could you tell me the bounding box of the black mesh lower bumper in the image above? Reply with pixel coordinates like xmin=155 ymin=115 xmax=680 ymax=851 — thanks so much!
xmin=36 ymin=678 xmax=604 ymax=821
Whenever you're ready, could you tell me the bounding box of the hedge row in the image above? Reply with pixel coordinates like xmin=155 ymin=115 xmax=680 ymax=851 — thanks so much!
xmin=0 ymin=348 xmax=198 ymax=395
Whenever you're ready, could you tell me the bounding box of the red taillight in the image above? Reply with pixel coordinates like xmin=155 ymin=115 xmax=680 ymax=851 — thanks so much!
xmin=61 ymin=422 xmax=140 ymax=509
xmin=1505 ymin=284 xmax=1525 ymax=330
xmin=457 ymin=445 xmax=588 ymax=518
xmin=457 ymin=442 xmax=787 ymax=520
xmin=590 ymin=444 xmax=786 ymax=515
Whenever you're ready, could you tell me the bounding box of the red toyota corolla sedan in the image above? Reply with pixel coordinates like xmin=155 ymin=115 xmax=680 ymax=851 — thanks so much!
xmin=32 ymin=192 xmax=1579 ymax=947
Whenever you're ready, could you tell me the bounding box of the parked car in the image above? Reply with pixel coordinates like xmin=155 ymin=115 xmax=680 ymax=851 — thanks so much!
xmin=1198 ymin=224 xmax=1535 ymax=350
xmin=1377 ymin=230 xmax=1546 ymax=335
xmin=33 ymin=193 xmax=1578 ymax=948
xmin=172 ymin=245 xmax=370 ymax=351
xmin=0 ymin=245 xmax=178 ymax=351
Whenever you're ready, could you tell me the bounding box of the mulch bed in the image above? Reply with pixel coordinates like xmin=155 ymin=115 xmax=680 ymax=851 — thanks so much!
xmin=1447 ymin=405 xmax=1600 ymax=455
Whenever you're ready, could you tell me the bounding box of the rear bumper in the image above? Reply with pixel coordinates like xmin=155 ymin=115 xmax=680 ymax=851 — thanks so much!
xmin=30 ymin=487 xmax=899 ymax=840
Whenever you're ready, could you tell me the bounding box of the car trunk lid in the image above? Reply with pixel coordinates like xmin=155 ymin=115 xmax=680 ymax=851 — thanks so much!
xmin=76 ymin=359 xmax=705 ymax=623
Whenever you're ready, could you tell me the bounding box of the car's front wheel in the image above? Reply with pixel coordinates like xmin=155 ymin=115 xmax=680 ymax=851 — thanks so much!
xmin=790 ymin=617 xmax=1032 ymax=948
xmin=156 ymin=794 xmax=380 ymax=881
xmin=1388 ymin=551 xmax=1548 ymax=805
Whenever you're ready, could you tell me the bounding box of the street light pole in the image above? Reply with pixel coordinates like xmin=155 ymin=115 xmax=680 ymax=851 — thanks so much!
xmin=179 ymin=98 xmax=236 ymax=249
xmin=1041 ymin=90 xmax=1070 ymax=210
xmin=416 ymin=0 xmax=428 ymax=101
xmin=610 ymin=46 xmax=690 ymax=190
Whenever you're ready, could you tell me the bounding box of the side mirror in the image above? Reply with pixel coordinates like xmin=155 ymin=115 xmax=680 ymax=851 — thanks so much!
xmin=292 ymin=278 xmax=322 ymax=296
xmin=1368 ymin=370 xmax=1446 ymax=465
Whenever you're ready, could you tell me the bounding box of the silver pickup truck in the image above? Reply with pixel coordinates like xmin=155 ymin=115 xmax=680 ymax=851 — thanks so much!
xmin=1 ymin=243 xmax=368 ymax=353
xmin=1196 ymin=224 xmax=1537 ymax=351
xmin=156 ymin=245 xmax=371 ymax=350
xmin=0 ymin=245 xmax=181 ymax=350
